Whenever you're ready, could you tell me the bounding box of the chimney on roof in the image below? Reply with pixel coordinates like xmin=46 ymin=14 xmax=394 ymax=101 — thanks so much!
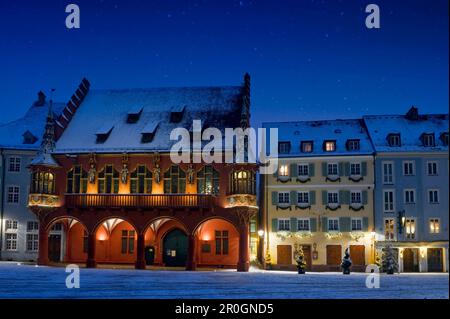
xmin=36 ymin=91 xmax=46 ymax=106
xmin=405 ymin=106 xmax=419 ymax=121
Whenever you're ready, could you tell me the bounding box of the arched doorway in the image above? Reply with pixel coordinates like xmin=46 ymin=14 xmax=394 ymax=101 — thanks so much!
xmin=163 ymin=229 xmax=188 ymax=267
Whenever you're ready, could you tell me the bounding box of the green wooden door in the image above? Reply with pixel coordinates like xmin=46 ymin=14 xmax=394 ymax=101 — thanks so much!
xmin=163 ymin=229 xmax=188 ymax=267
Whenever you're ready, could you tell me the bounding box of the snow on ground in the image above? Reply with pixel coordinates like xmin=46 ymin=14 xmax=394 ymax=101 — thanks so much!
xmin=0 ymin=263 xmax=447 ymax=299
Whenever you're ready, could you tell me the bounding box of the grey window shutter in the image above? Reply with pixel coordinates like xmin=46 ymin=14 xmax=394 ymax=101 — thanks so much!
xmin=338 ymin=162 xmax=344 ymax=176
xmin=363 ymin=217 xmax=369 ymax=231
xmin=339 ymin=190 xmax=348 ymax=204
xmin=310 ymin=218 xmax=317 ymax=232
xmin=309 ymin=163 xmax=315 ymax=176
xmin=362 ymin=162 xmax=368 ymax=176
xmin=322 ymin=217 xmax=328 ymax=232
xmin=362 ymin=191 xmax=368 ymax=205
xmin=339 ymin=217 xmax=351 ymax=232
xmin=309 ymin=191 xmax=316 ymax=205
xmin=290 ymin=163 xmax=297 ymax=177
xmin=322 ymin=162 xmax=327 ymax=176
xmin=344 ymin=162 xmax=350 ymax=176
xmin=272 ymin=218 xmax=278 ymax=232
xmin=290 ymin=218 xmax=297 ymax=232
xmin=322 ymin=190 xmax=328 ymax=204
xmin=290 ymin=190 xmax=297 ymax=205
xmin=271 ymin=191 xmax=278 ymax=205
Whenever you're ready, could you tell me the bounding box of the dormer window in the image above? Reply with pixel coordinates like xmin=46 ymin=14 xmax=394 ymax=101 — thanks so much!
xmin=346 ymin=139 xmax=360 ymax=151
xmin=278 ymin=142 xmax=291 ymax=154
xmin=95 ymin=125 xmax=114 ymax=144
xmin=141 ymin=120 xmax=159 ymax=143
xmin=170 ymin=105 xmax=186 ymax=123
xmin=301 ymin=141 xmax=313 ymax=153
xmin=422 ymin=133 xmax=435 ymax=147
xmin=22 ymin=130 xmax=38 ymax=145
xmin=126 ymin=106 xmax=143 ymax=123
xmin=387 ymin=133 xmax=401 ymax=147
xmin=440 ymin=132 xmax=449 ymax=146
xmin=324 ymin=140 xmax=336 ymax=152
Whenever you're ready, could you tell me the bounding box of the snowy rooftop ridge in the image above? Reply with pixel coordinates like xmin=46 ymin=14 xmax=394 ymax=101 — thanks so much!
xmin=54 ymin=84 xmax=246 ymax=153
xmin=363 ymin=109 xmax=449 ymax=153
xmin=263 ymin=118 xmax=374 ymax=157
xmin=0 ymin=99 xmax=65 ymax=150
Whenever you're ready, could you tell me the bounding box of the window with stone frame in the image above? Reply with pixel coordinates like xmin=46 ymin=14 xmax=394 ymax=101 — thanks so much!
xmin=197 ymin=165 xmax=219 ymax=195
xmin=98 ymin=165 xmax=120 ymax=194
xmin=130 ymin=165 xmax=152 ymax=194
xmin=67 ymin=165 xmax=88 ymax=193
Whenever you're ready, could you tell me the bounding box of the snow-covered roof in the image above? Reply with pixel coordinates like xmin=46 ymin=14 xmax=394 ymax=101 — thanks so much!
xmin=363 ymin=113 xmax=449 ymax=153
xmin=54 ymin=86 xmax=243 ymax=153
xmin=262 ymin=119 xmax=374 ymax=157
xmin=0 ymin=101 xmax=65 ymax=150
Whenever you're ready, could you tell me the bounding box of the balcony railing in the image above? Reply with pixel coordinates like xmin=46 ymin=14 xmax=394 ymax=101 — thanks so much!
xmin=64 ymin=193 xmax=214 ymax=209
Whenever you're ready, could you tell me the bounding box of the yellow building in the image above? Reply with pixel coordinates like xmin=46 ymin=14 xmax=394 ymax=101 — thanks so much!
xmin=261 ymin=119 xmax=376 ymax=271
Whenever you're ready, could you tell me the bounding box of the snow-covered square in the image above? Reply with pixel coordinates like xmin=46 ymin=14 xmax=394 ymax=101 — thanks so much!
xmin=0 ymin=263 xmax=447 ymax=299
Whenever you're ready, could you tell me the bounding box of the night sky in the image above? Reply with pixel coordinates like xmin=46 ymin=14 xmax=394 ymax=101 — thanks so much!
xmin=0 ymin=0 xmax=448 ymax=127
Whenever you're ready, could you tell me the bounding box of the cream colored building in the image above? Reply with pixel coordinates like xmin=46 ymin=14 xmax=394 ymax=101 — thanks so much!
xmin=261 ymin=119 xmax=376 ymax=271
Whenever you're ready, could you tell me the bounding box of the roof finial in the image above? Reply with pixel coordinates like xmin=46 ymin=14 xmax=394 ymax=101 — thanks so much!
xmin=42 ymin=88 xmax=56 ymax=153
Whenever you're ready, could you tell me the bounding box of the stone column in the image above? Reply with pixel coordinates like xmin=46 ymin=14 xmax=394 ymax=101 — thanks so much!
xmin=86 ymin=232 xmax=97 ymax=268
xmin=237 ymin=223 xmax=250 ymax=272
xmin=135 ymin=233 xmax=146 ymax=270
xmin=37 ymin=223 xmax=49 ymax=265
xmin=186 ymin=234 xmax=197 ymax=271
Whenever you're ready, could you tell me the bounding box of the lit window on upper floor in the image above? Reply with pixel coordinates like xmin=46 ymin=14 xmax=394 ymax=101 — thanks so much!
xmin=387 ymin=133 xmax=401 ymax=147
xmin=421 ymin=133 xmax=435 ymax=147
xmin=278 ymin=141 xmax=291 ymax=154
xmin=300 ymin=141 xmax=313 ymax=153
xmin=346 ymin=139 xmax=360 ymax=151
xmin=278 ymin=164 xmax=289 ymax=177
xmin=323 ymin=140 xmax=336 ymax=152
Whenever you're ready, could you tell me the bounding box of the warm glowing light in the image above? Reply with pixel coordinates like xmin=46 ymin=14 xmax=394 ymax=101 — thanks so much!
xmin=97 ymin=234 xmax=107 ymax=241
xmin=279 ymin=165 xmax=289 ymax=177
xmin=202 ymin=235 xmax=210 ymax=241
xmin=257 ymin=229 xmax=265 ymax=237
xmin=399 ymin=248 xmax=404 ymax=258
xmin=420 ymin=248 xmax=426 ymax=258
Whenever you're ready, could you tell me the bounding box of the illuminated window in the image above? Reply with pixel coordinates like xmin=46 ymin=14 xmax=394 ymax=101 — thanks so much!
xmin=67 ymin=165 xmax=88 ymax=193
xmin=164 ymin=165 xmax=186 ymax=194
xmin=405 ymin=219 xmax=416 ymax=240
xmin=130 ymin=165 xmax=152 ymax=194
xmin=230 ymin=170 xmax=255 ymax=195
xmin=215 ymin=230 xmax=229 ymax=255
xmin=301 ymin=141 xmax=313 ymax=153
xmin=121 ymin=230 xmax=135 ymax=254
xmin=197 ymin=165 xmax=219 ymax=195
xmin=324 ymin=140 xmax=336 ymax=152
xmin=31 ymin=171 xmax=55 ymax=194
xmin=98 ymin=165 xmax=120 ymax=194
xmin=429 ymin=218 xmax=440 ymax=234
xmin=278 ymin=164 xmax=289 ymax=177
xmin=384 ymin=218 xmax=395 ymax=240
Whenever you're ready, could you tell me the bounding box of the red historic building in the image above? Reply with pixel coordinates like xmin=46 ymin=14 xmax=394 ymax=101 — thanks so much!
xmin=28 ymin=74 xmax=258 ymax=271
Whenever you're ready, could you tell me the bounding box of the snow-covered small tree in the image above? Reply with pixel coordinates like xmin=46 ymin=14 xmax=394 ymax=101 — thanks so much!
xmin=341 ymin=248 xmax=352 ymax=274
xmin=294 ymin=246 xmax=307 ymax=274
xmin=382 ymin=244 xmax=398 ymax=274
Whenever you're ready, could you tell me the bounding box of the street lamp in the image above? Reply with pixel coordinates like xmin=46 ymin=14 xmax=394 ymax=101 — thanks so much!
xmin=397 ymin=210 xmax=406 ymax=235
xmin=257 ymin=229 xmax=265 ymax=238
